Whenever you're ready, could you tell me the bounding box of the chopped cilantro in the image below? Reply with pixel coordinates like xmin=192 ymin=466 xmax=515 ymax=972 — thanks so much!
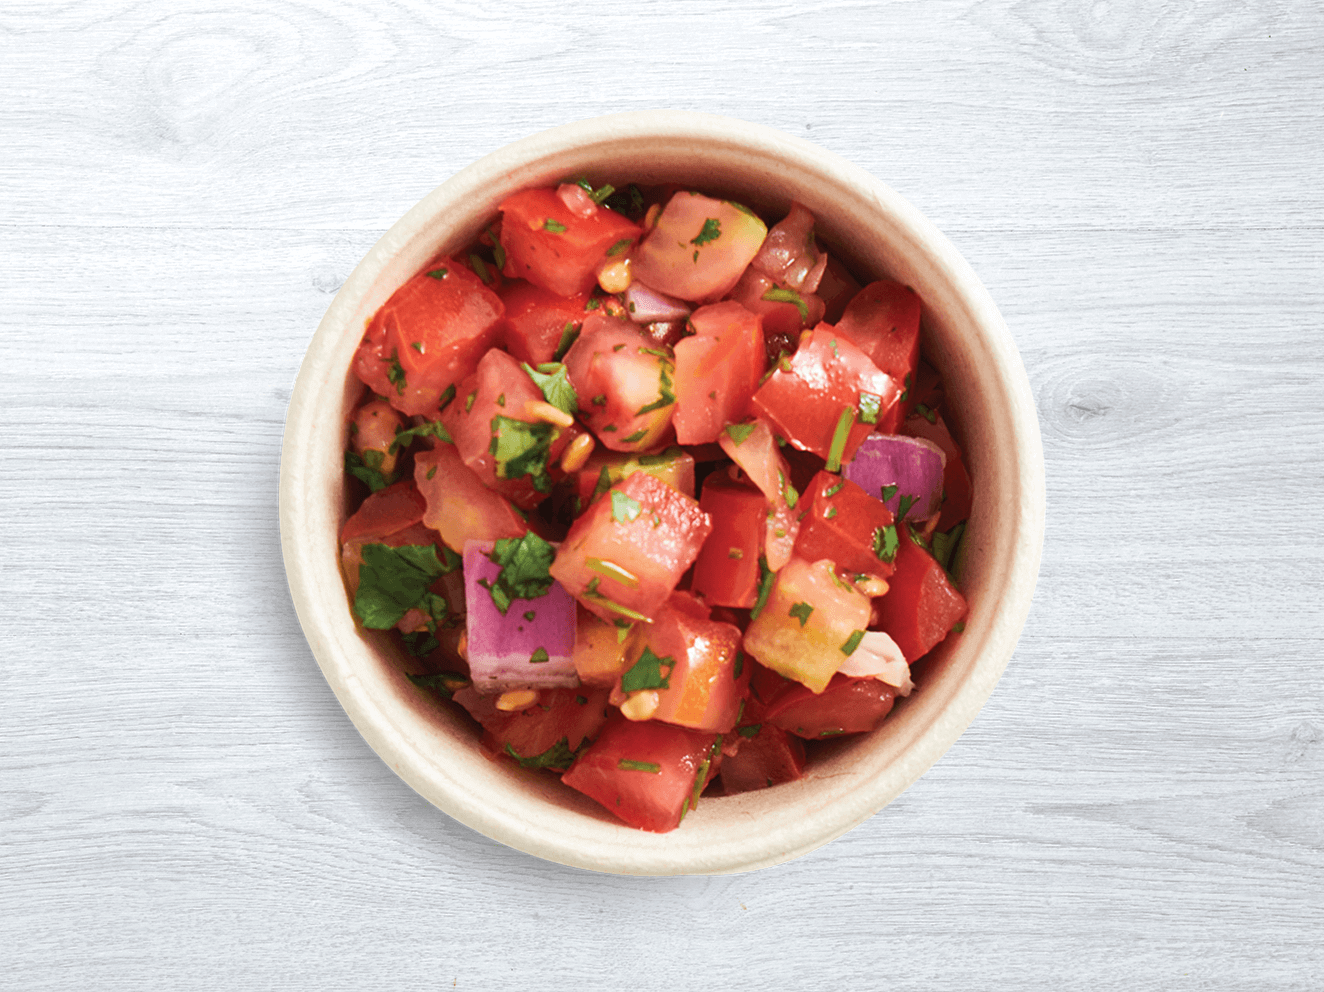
xmin=386 ymin=350 xmax=407 ymax=395
xmin=613 ymin=343 xmax=625 ymax=352
xmin=465 ymin=391 xmax=476 ymax=413
xmin=543 ymin=218 xmax=567 ymax=233
xmin=637 ymin=446 xmax=683 ymax=467
xmin=344 ymin=449 xmax=395 ymax=492
xmin=734 ymin=651 xmax=744 ymax=678
xmin=611 ymin=489 xmax=642 ymax=523
xmin=602 ymin=424 xmax=617 ymax=432
xmin=728 ymin=547 xmax=744 ymax=559
xmin=873 ymin=523 xmax=899 ymax=564
xmin=617 ymin=759 xmax=661 ymax=773
xmin=495 ymin=393 xmax=506 ymax=407
xmin=724 ymin=422 xmax=756 ymax=446
xmin=529 ymin=647 xmax=550 ymax=664
xmin=487 ymin=227 xmax=506 ymax=270
xmin=690 ymin=218 xmax=722 ymax=246
xmin=824 ymin=480 xmax=844 ymax=498
xmin=635 ymin=358 xmax=676 ymax=415
xmin=585 ymin=297 xmax=601 ymax=312
xmin=621 ymin=645 xmax=674 ymax=692
xmin=406 ymin=671 xmax=470 ymax=695
xmin=426 ymin=267 xmax=448 ymax=279
xmin=589 ymin=183 xmax=615 ymax=205
xmin=708 ymin=390 xmax=717 ymax=400
xmin=762 ymin=287 xmax=808 ymax=322
xmin=825 ymin=505 xmax=838 ymax=519
xmin=622 ymin=428 xmax=648 ymax=443
xmin=782 ymin=475 xmax=799 ymax=509
xmin=410 ymin=341 xmax=424 ymax=354
xmin=506 ymin=738 xmax=578 ymax=771
xmin=389 ymin=419 xmax=452 ymax=454
xmin=476 ymin=532 xmax=557 ymax=614
xmin=857 ymin=391 xmax=881 ymax=425
xmin=522 ymin=361 xmax=578 ymax=416
xmin=468 ymin=253 xmax=491 ymax=284
xmin=915 ymin=402 xmax=938 ymax=424
xmin=900 ymin=373 xmax=912 ymax=403
xmin=952 ymin=621 xmax=966 ymax=633
xmin=490 ymin=416 xmax=555 ymax=492
xmin=575 ymin=694 xmax=588 ymax=705
xmin=591 ymin=465 xmax=613 ymax=501
xmin=750 ymin=555 xmax=775 ymax=620
xmin=896 ymin=494 xmax=917 ymax=521
xmin=426 ymin=465 xmax=437 ymax=480
xmin=825 ymin=405 xmax=854 ymax=472
xmin=840 ymin=630 xmax=865 ymax=656
xmin=789 ymin=601 xmax=814 ymax=627
xmin=523 ymin=610 xmax=537 ymax=622
xmin=738 ymin=724 xmax=761 ymax=739
xmin=553 ymin=322 xmax=581 ymax=361
xmin=880 ymin=483 xmax=898 ymax=503
xmin=592 ymin=393 xmax=608 ymax=407
xmin=604 ymin=184 xmax=645 ymax=219
xmin=606 ymin=237 xmax=633 ymax=257
xmin=437 ymin=383 xmax=457 ymax=411
xmin=353 ymin=543 xmax=450 ymax=630
xmin=932 ymin=522 xmax=966 ymax=572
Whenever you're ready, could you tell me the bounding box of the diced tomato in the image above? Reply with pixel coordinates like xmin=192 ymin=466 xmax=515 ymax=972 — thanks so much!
xmin=574 ymin=445 xmax=695 ymax=509
xmin=498 ymin=279 xmax=593 ymax=365
xmin=452 ymin=686 xmax=610 ymax=770
xmin=339 ymin=478 xmax=427 ymax=545
xmin=742 ymin=556 xmax=872 ymax=693
xmin=561 ymin=716 xmax=718 ymax=832
xmin=573 ymin=606 xmax=635 ymax=688
xmin=440 ymin=348 xmax=569 ymax=509
xmin=349 ymin=399 xmax=405 ymax=479
xmin=899 ymin=411 xmax=972 ymax=530
xmin=413 ymin=445 xmax=528 ymax=553
xmin=498 ymin=188 xmax=642 ymax=297
xmin=691 ymin=472 xmax=765 ymax=609
xmin=873 ymin=528 xmax=967 ymax=663
xmin=631 ymin=192 xmax=768 ymax=302
xmin=903 ymin=360 xmax=945 ymax=422
xmin=719 ymin=724 xmax=806 ymax=794
xmin=833 ymin=280 xmax=922 ymax=433
xmin=726 ymin=267 xmax=824 ymax=367
xmin=750 ymin=202 xmax=825 ymax=291
xmin=353 ymin=262 xmax=504 ymax=417
xmin=760 ymin=673 xmax=898 ymax=740
xmin=672 ymin=301 xmax=764 ymax=444
xmin=717 ymin=417 xmax=799 ymax=571
xmin=750 ymin=328 xmax=901 ymax=465
xmin=563 ymin=315 xmax=676 ymax=451
xmin=611 ymin=592 xmax=749 ymax=733
xmin=793 ymin=471 xmax=897 ymax=581
xmin=549 ymin=471 xmax=712 ymax=624
xmin=815 ymin=255 xmax=862 ymax=324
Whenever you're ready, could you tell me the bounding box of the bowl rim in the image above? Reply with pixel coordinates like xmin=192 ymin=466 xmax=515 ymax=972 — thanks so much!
xmin=280 ymin=109 xmax=1045 ymax=875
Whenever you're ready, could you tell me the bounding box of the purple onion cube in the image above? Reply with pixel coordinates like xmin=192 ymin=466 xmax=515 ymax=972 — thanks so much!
xmin=844 ymin=434 xmax=946 ymax=523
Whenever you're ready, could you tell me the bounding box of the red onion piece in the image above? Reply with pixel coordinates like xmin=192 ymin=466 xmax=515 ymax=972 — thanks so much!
xmin=556 ymin=183 xmax=598 ymax=219
xmin=836 ymin=631 xmax=913 ymax=694
xmin=464 ymin=540 xmax=579 ymax=693
xmin=624 ymin=282 xmax=691 ymax=323
xmin=751 ymin=201 xmax=820 ymax=290
xmin=843 ymin=434 xmax=946 ymax=523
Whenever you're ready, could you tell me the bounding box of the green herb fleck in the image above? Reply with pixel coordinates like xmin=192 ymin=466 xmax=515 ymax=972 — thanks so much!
xmin=733 ymin=651 xmax=744 ymax=679
xmin=437 ymin=383 xmax=457 ymax=411
xmin=553 ymin=322 xmax=581 ymax=361
xmin=896 ymin=494 xmax=917 ymax=521
xmin=344 ymin=449 xmax=396 ymax=492
xmin=426 ymin=268 xmax=448 ymax=280
xmin=523 ymin=610 xmax=537 ymax=622
xmin=543 ymin=218 xmax=567 ymax=233
xmin=900 ymin=373 xmax=912 ymax=403
xmin=724 ymin=422 xmax=756 ymax=446
xmin=606 ymin=237 xmax=633 ymax=257
xmin=622 ymin=428 xmax=648 ymax=444
xmin=824 ymin=480 xmax=844 ymax=498
xmin=915 ymin=402 xmax=938 ymax=424
xmin=857 ymin=391 xmax=881 ymax=425
xmin=506 ymin=738 xmax=578 ymax=771
xmin=825 ymin=505 xmax=838 ymax=519
xmin=881 ymin=483 xmax=898 ymax=503
xmin=952 ymin=621 xmax=966 ymax=633
xmin=873 ymin=523 xmax=899 ymax=564
xmin=611 ymin=489 xmax=642 ymax=523
xmin=788 ymin=601 xmax=814 ymax=627
xmin=690 ymin=217 xmax=721 ymax=246
xmin=490 ymin=416 xmax=556 ymax=492
xmin=476 ymin=532 xmax=557 ymax=614
xmin=529 ymin=647 xmax=549 ymax=664
xmin=728 ymin=547 xmax=744 ymax=559
xmin=840 ymin=630 xmax=865 ymax=656
xmin=750 ymin=556 xmax=775 ymax=620
xmin=522 ymin=361 xmax=578 ymax=416
xmin=406 ymin=671 xmax=470 ymax=695
xmin=738 ymin=723 xmax=762 ymax=739
xmin=389 ymin=419 xmax=453 ymax=454
xmin=621 ymin=645 xmax=674 ymax=692
xmin=465 ymin=391 xmax=477 ymax=413
xmin=825 ymin=405 xmax=854 ymax=472
xmin=468 ymin=253 xmax=491 ymax=284
xmin=617 ymin=759 xmax=661 ymax=773
xmin=932 ymin=522 xmax=966 ymax=572
xmin=761 ymin=287 xmax=808 ymax=322
xmin=386 ymin=351 xmax=407 ymax=395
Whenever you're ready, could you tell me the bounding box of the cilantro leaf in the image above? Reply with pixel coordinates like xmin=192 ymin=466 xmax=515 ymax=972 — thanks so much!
xmin=407 ymin=671 xmax=471 ymax=695
xmin=622 ymin=428 xmax=649 ymax=443
xmin=506 ymin=737 xmax=578 ymax=771
xmin=634 ymin=358 xmax=676 ymax=415
xmin=621 ymin=646 xmax=673 ymax=692
xmin=468 ymin=253 xmax=491 ymax=285
xmin=529 ymin=647 xmax=550 ymax=664
xmin=490 ymin=416 xmax=555 ymax=492
xmin=840 ymin=630 xmax=865 ymax=656
xmin=606 ymin=237 xmax=633 ymax=257
xmin=915 ymin=402 xmax=938 ymax=424
xmin=761 ymin=286 xmax=808 ymax=322
xmin=386 ymin=351 xmax=407 ymax=395
xmin=880 ymin=483 xmax=898 ymax=503
xmin=591 ymin=465 xmax=613 ymax=501
xmin=553 ymin=322 xmax=581 ymax=361
xmin=725 ymin=422 xmax=756 ymax=446
xmin=604 ymin=184 xmax=645 ymax=220
xmin=353 ymin=543 xmax=450 ymax=629
xmin=896 ymin=494 xmax=917 ymax=521
xmin=737 ymin=724 xmax=762 ymax=739
xmin=522 ymin=362 xmax=578 ymax=416
xmin=617 ymin=759 xmax=661 ymax=773
xmin=749 ymin=555 xmax=775 ymax=620
xmin=690 ymin=218 xmax=721 ymax=246
xmin=789 ymin=601 xmax=814 ymax=627
xmin=611 ymin=489 xmax=642 ymax=523
xmin=389 ymin=419 xmax=452 ymax=454
xmin=344 ymin=449 xmax=396 ymax=493
xmin=825 ymin=405 xmax=854 ymax=472
xmin=543 ymin=218 xmax=567 ymax=233
xmin=873 ymin=523 xmax=899 ymax=564
xmin=857 ymin=391 xmax=881 ymax=425
xmin=426 ymin=268 xmax=449 ymax=280
xmin=477 ymin=532 xmax=556 ymax=614
xmin=932 ymin=522 xmax=966 ymax=572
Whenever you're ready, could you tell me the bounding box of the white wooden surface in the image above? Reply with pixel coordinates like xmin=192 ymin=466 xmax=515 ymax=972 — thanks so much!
xmin=4 ymin=1 xmax=1322 ymax=988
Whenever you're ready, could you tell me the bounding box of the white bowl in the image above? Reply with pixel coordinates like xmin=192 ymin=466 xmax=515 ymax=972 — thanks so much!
xmin=280 ymin=110 xmax=1044 ymax=875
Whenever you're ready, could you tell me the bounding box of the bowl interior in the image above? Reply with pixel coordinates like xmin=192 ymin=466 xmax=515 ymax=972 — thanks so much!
xmin=280 ymin=111 xmax=1044 ymax=875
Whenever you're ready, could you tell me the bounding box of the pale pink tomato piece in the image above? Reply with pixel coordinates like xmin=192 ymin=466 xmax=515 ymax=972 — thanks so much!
xmin=672 ymin=301 xmax=764 ymax=444
xmin=563 ymin=315 xmax=675 ymax=452
xmin=631 ymin=192 xmax=767 ymax=302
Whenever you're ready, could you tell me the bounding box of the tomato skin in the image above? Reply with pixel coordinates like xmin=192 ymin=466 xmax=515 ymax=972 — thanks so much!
xmin=549 ymin=471 xmax=712 ymax=624
xmin=612 ymin=592 xmax=749 ymax=733
xmin=452 ymin=687 xmax=610 ymax=769
xmin=873 ymin=529 xmax=968 ymax=663
xmin=719 ymin=724 xmax=806 ymax=794
xmin=339 ymin=479 xmax=427 ymax=545
xmin=672 ymin=302 xmax=764 ymax=444
xmin=833 ymin=280 xmax=922 ymax=434
xmin=498 ymin=279 xmax=592 ymax=365
xmin=750 ymin=328 xmax=901 ymax=464
xmin=563 ymin=315 xmax=676 ymax=452
xmin=741 ymin=556 xmax=872 ymax=694
xmin=354 ymin=263 xmax=504 ymax=417
xmin=561 ymin=716 xmax=718 ymax=832
xmin=899 ymin=411 xmax=972 ymax=530
xmin=413 ymin=445 xmax=528 ymax=553
xmin=631 ymin=193 xmax=768 ymax=302
xmin=499 ymin=188 xmax=642 ymax=297
xmin=793 ymin=471 xmax=897 ymax=581
xmin=440 ymin=348 xmax=569 ymax=509
xmin=691 ymin=473 xmax=765 ymax=608
xmin=717 ymin=417 xmax=799 ymax=571
xmin=761 ymin=673 xmax=898 ymax=740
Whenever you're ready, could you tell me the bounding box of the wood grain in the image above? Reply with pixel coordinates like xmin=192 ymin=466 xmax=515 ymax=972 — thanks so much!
xmin=3 ymin=0 xmax=1323 ymax=989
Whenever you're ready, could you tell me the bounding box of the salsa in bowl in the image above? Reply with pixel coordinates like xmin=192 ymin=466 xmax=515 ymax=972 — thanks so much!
xmin=280 ymin=111 xmax=1044 ymax=874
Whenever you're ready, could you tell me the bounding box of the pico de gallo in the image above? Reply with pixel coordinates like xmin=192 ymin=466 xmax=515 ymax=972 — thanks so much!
xmin=340 ymin=180 xmax=970 ymax=833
